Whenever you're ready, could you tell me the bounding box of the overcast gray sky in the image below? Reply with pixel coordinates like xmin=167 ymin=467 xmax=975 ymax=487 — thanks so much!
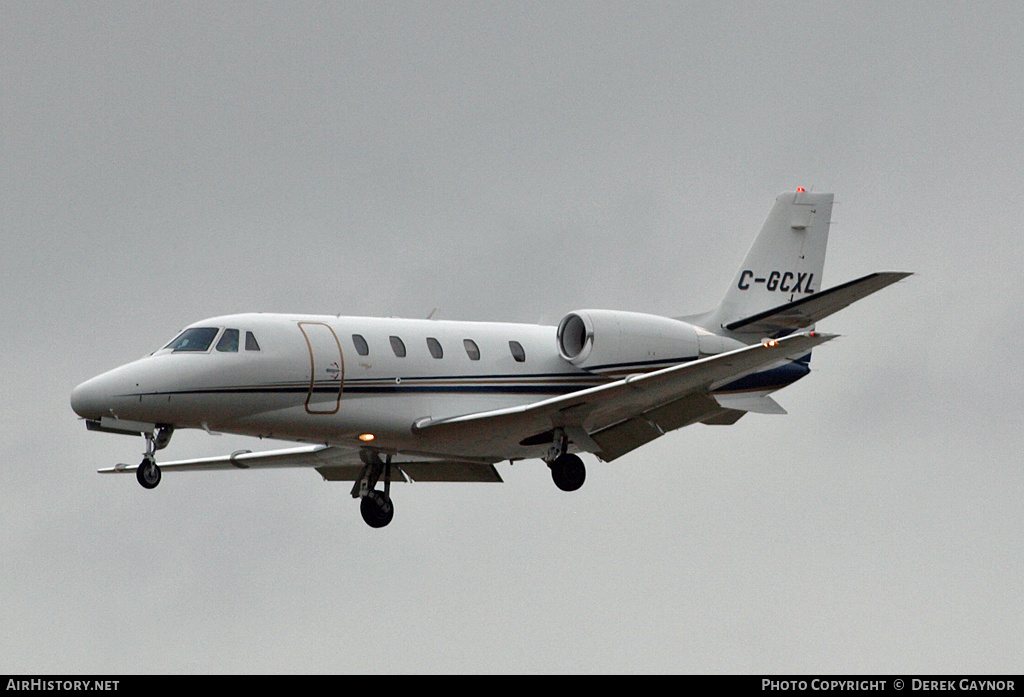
xmin=2 ymin=1 xmax=1022 ymax=674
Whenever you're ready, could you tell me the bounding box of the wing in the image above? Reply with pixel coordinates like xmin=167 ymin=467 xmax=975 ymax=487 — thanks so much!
xmin=98 ymin=445 xmax=502 ymax=483
xmin=724 ymin=271 xmax=912 ymax=335
xmin=413 ymin=331 xmax=836 ymax=461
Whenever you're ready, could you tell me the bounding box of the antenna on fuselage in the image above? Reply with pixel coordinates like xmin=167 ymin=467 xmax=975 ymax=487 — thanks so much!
xmin=426 ymin=308 xmax=438 ymax=320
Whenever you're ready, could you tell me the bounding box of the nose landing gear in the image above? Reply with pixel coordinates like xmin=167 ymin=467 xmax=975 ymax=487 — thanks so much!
xmin=135 ymin=427 xmax=173 ymax=490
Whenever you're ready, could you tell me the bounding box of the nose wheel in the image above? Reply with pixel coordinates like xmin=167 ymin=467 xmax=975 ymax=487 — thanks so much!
xmin=137 ymin=457 xmax=161 ymax=489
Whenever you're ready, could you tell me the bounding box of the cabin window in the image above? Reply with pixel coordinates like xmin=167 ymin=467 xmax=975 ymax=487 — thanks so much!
xmin=352 ymin=334 xmax=369 ymax=356
xmin=509 ymin=340 xmax=526 ymax=362
xmin=463 ymin=339 xmax=480 ymax=360
xmin=164 ymin=327 xmax=219 ymax=352
xmin=245 ymin=331 xmax=261 ymax=351
xmin=427 ymin=337 xmax=443 ymax=359
xmin=216 ymin=329 xmax=240 ymax=352
xmin=390 ymin=336 xmax=407 ymax=358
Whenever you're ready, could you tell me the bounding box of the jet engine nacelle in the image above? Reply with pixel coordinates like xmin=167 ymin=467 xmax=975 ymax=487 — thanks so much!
xmin=556 ymin=309 xmax=703 ymax=373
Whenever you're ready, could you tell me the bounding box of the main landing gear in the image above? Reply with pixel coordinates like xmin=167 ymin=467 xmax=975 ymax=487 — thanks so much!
xmin=352 ymin=450 xmax=395 ymax=528
xmin=135 ymin=427 xmax=173 ymax=490
xmin=545 ymin=428 xmax=586 ymax=492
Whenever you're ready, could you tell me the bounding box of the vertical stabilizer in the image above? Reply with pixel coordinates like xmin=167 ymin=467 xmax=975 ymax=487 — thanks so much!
xmin=708 ymin=190 xmax=833 ymax=331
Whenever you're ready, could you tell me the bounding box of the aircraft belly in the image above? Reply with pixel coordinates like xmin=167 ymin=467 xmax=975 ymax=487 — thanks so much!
xmin=194 ymin=386 xmax=544 ymax=459
xmin=217 ymin=393 xmax=436 ymax=444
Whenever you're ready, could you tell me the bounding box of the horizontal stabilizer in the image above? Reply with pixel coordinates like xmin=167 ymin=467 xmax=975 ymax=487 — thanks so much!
xmin=724 ymin=271 xmax=911 ymax=334
xmin=713 ymin=393 xmax=787 ymax=414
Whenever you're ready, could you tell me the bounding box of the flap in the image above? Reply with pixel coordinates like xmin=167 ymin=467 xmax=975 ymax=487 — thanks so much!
xmin=313 ymin=461 xmax=503 ymax=483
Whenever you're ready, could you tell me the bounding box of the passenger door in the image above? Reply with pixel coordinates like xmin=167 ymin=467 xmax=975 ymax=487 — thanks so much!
xmin=298 ymin=322 xmax=344 ymax=414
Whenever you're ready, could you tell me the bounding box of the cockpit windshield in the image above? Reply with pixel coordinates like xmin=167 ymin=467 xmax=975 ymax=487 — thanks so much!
xmin=216 ymin=328 xmax=239 ymax=352
xmin=164 ymin=327 xmax=220 ymax=352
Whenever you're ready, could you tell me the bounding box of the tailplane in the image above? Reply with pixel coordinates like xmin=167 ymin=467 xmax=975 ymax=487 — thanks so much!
xmin=689 ymin=190 xmax=911 ymax=337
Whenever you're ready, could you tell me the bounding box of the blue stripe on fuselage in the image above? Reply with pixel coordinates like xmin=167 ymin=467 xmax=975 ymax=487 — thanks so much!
xmin=714 ymin=356 xmax=810 ymax=393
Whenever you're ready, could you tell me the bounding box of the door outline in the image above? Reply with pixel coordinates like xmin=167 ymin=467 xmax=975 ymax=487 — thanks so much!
xmin=298 ymin=322 xmax=344 ymax=415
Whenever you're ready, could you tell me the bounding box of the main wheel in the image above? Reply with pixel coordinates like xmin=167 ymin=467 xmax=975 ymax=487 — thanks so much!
xmin=136 ymin=459 xmax=161 ymax=489
xmin=360 ymin=490 xmax=394 ymax=528
xmin=550 ymin=453 xmax=586 ymax=492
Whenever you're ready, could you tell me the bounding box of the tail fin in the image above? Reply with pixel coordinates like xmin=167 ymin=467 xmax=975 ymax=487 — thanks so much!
xmin=708 ymin=190 xmax=834 ymax=330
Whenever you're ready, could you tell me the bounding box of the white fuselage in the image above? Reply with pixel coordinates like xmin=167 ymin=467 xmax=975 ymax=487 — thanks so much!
xmin=71 ymin=310 xmax=807 ymax=463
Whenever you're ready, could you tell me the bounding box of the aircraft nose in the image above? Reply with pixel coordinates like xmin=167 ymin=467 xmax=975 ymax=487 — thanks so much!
xmin=70 ymin=375 xmax=112 ymax=420
xmin=71 ymin=360 xmax=152 ymax=421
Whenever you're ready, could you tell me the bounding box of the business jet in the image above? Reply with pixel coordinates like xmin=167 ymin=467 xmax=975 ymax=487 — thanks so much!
xmin=71 ymin=190 xmax=909 ymax=527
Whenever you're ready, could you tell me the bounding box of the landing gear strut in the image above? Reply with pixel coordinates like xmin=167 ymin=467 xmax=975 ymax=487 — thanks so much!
xmin=545 ymin=428 xmax=587 ymax=492
xmin=135 ymin=426 xmax=173 ymax=490
xmin=352 ymin=450 xmax=395 ymax=528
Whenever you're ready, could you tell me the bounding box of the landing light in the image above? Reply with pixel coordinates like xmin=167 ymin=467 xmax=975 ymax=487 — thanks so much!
xmin=358 ymin=433 xmax=375 ymax=442
xmin=763 ymin=339 xmax=778 ymax=347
